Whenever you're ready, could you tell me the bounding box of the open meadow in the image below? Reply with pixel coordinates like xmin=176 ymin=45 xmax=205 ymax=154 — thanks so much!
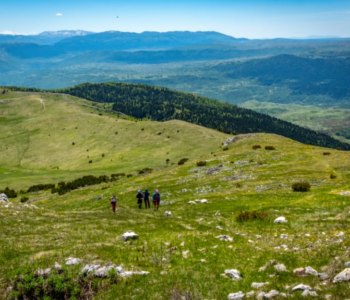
xmin=1 ymin=91 xmax=350 ymax=299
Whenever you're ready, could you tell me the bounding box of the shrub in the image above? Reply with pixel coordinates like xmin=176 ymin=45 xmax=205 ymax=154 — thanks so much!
xmin=230 ymin=161 xmax=234 ymax=164
xmin=127 ymin=174 xmax=133 ymax=178
xmin=323 ymin=152 xmax=331 ymax=155
xmin=252 ymin=145 xmax=261 ymax=150
xmin=249 ymin=159 xmax=254 ymax=163
xmin=0 ymin=187 xmax=17 ymax=198
xmin=330 ymin=173 xmax=337 ymax=179
xmin=19 ymin=189 xmax=26 ymax=194
xmin=27 ymin=184 xmax=55 ymax=193
xmin=111 ymin=173 xmax=125 ymax=178
xmin=115 ymin=132 xmax=118 ymax=135
xmin=223 ymin=146 xmax=229 ymax=151
xmin=166 ymin=159 xmax=170 ymax=164
xmin=265 ymin=146 xmax=275 ymax=150
xmin=89 ymin=160 xmax=92 ymax=163
xmin=20 ymin=196 xmax=29 ymax=203
xmin=235 ymin=183 xmax=242 ymax=188
xmin=167 ymin=136 xmax=170 ymax=138
xmin=292 ymin=181 xmax=311 ymax=192
xmin=236 ymin=210 xmax=269 ymax=222
xmin=141 ymin=128 xmax=144 ymax=131
xmin=178 ymin=158 xmax=189 ymax=165
xmin=196 ymin=161 xmax=207 ymax=167
xmin=72 ymin=142 xmax=75 ymax=145
xmin=102 ymin=154 xmax=105 ymax=157
xmin=139 ymin=168 xmax=152 ymax=174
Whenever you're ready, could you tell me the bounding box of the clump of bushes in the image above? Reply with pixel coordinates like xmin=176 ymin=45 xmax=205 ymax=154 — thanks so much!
xmin=323 ymin=152 xmax=331 ymax=155
xmin=235 ymin=183 xmax=242 ymax=188
xmin=102 ymin=154 xmax=105 ymax=157
xmin=330 ymin=173 xmax=337 ymax=179
xmin=127 ymin=174 xmax=133 ymax=178
xmin=27 ymin=184 xmax=55 ymax=193
xmin=20 ymin=196 xmax=29 ymax=203
xmin=236 ymin=210 xmax=269 ymax=222
xmin=139 ymin=168 xmax=153 ymax=174
xmin=51 ymin=175 xmax=110 ymax=195
xmin=89 ymin=160 xmax=92 ymax=164
xmin=252 ymin=145 xmax=261 ymax=150
xmin=178 ymin=158 xmax=189 ymax=165
xmin=111 ymin=173 xmax=125 ymax=178
xmin=292 ymin=181 xmax=311 ymax=192
xmin=265 ymin=146 xmax=275 ymax=150
xmin=72 ymin=142 xmax=75 ymax=145
xmin=223 ymin=146 xmax=229 ymax=151
xmin=166 ymin=159 xmax=170 ymax=164
xmin=196 ymin=161 xmax=207 ymax=167
xmin=0 ymin=187 xmax=17 ymax=198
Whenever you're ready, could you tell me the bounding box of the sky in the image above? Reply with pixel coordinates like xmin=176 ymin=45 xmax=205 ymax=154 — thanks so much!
xmin=1 ymin=0 xmax=350 ymax=38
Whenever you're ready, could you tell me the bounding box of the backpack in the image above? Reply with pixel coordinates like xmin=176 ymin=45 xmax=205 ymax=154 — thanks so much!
xmin=153 ymin=192 xmax=160 ymax=201
xmin=136 ymin=192 xmax=143 ymax=199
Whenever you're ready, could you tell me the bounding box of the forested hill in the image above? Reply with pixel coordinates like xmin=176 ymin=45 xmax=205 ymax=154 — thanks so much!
xmin=6 ymin=82 xmax=350 ymax=150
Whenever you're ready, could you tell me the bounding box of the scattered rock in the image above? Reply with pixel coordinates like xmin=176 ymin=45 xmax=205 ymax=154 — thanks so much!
xmin=119 ymin=271 xmax=149 ymax=277
xmin=318 ymin=273 xmax=329 ymax=280
xmin=217 ymin=235 xmax=233 ymax=242
xmin=181 ymin=189 xmax=187 ymax=192
xmin=293 ymin=268 xmax=306 ymax=276
xmin=274 ymin=217 xmax=287 ymax=224
xmin=95 ymin=266 xmax=116 ymax=277
xmin=182 ymin=250 xmax=189 ymax=258
xmin=35 ymin=268 xmax=51 ymax=277
xmin=224 ymin=269 xmax=242 ymax=280
xmin=305 ymin=266 xmax=318 ymax=276
xmin=200 ymin=199 xmax=208 ymax=204
xmin=264 ymin=290 xmax=279 ymax=299
xmin=121 ymin=231 xmax=139 ymax=241
xmin=257 ymin=292 xmax=266 ymax=299
xmin=259 ymin=260 xmax=278 ymax=272
xmin=187 ymin=201 xmax=196 ymax=205
xmin=216 ymin=226 xmax=223 ymax=230
xmin=292 ymin=284 xmax=312 ymax=291
xmin=227 ymin=291 xmax=244 ymax=300
xmin=280 ymin=234 xmax=288 ymax=239
xmin=274 ymin=263 xmax=288 ymax=272
xmin=246 ymin=291 xmax=255 ymax=298
xmin=165 ymin=211 xmax=171 ymax=217
xmin=280 ymin=293 xmax=287 ymax=298
xmin=65 ymin=257 xmax=81 ymax=265
xmin=335 ymin=231 xmax=345 ymax=237
xmin=333 ymin=268 xmax=350 ymax=283
xmin=223 ymin=134 xmax=255 ymax=146
xmin=214 ymin=211 xmax=221 ymax=216
xmin=200 ymin=259 xmax=206 ymax=263
xmin=92 ymin=195 xmax=104 ymax=201
xmin=0 ymin=193 xmax=9 ymax=202
xmin=345 ymin=261 xmax=350 ymax=267
xmin=81 ymin=264 xmax=101 ymax=274
xmin=301 ymin=290 xmax=318 ymax=297
xmin=251 ymin=282 xmax=269 ymax=289
xmin=52 ymin=262 xmax=62 ymax=271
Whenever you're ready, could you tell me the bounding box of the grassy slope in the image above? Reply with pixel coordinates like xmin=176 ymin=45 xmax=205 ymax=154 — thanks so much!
xmin=1 ymin=94 xmax=350 ymax=298
xmin=241 ymin=100 xmax=350 ymax=144
xmin=0 ymin=90 xmax=228 ymax=189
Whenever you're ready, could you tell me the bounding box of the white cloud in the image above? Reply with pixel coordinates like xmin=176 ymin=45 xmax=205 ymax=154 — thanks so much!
xmin=56 ymin=13 xmax=63 ymax=16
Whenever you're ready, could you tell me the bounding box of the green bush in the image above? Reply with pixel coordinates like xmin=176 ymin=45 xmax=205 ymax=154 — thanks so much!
xmin=166 ymin=159 xmax=170 ymax=164
xmin=236 ymin=210 xmax=269 ymax=222
xmin=20 ymin=196 xmax=29 ymax=203
xmin=196 ymin=161 xmax=207 ymax=167
xmin=178 ymin=158 xmax=189 ymax=165
xmin=235 ymin=183 xmax=242 ymax=188
xmin=292 ymin=181 xmax=311 ymax=192
xmin=330 ymin=173 xmax=337 ymax=179
xmin=252 ymin=145 xmax=261 ymax=150
xmin=0 ymin=187 xmax=17 ymax=198
xmin=27 ymin=184 xmax=55 ymax=193
xmin=265 ymin=146 xmax=275 ymax=150
xmin=89 ymin=160 xmax=92 ymax=164
xmin=223 ymin=146 xmax=229 ymax=151
xmin=127 ymin=174 xmax=133 ymax=178
xmin=323 ymin=152 xmax=331 ymax=155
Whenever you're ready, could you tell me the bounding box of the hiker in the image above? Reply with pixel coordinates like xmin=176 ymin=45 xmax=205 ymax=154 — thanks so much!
xmin=109 ymin=194 xmax=119 ymax=213
xmin=143 ymin=189 xmax=150 ymax=209
xmin=152 ymin=189 xmax=161 ymax=211
xmin=136 ymin=189 xmax=144 ymax=209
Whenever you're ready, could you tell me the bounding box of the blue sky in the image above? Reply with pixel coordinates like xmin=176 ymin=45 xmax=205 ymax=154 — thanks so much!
xmin=1 ymin=0 xmax=349 ymax=38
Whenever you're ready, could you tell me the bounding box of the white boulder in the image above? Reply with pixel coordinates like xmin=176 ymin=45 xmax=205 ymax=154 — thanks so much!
xmin=65 ymin=257 xmax=81 ymax=265
xmin=333 ymin=268 xmax=350 ymax=283
xmin=217 ymin=235 xmax=233 ymax=242
xmin=274 ymin=217 xmax=287 ymax=223
xmin=227 ymin=291 xmax=244 ymax=300
xmin=224 ymin=269 xmax=242 ymax=280
xmin=165 ymin=211 xmax=171 ymax=217
xmin=292 ymin=284 xmax=312 ymax=291
xmin=121 ymin=231 xmax=139 ymax=241
xmin=200 ymin=199 xmax=208 ymax=203
xmin=0 ymin=193 xmax=9 ymax=202
xmin=251 ymin=282 xmax=269 ymax=289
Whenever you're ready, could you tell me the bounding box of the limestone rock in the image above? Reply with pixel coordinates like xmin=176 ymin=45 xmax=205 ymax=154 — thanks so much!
xmin=200 ymin=199 xmax=208 ymax=204
xmin=223 ymin=134 xmax=255 ymax=146
xmin=274 ymin=263 xmax=288 ymax=272
xmin=333 ymin=268 xmax=350 ymax=283
xmin=292 ymin=284 xmax=312 ymax=291
xmin=35 ymin=268 xmax=51 ymax=277
xmin=293 ymin=268 xmax=306 ymax=276
xmin=121 ymin=231 xmax=139 ymax=241
xmin=119 ymin=271 xmax=149 ymax=277
xmin=305 ymin=266 xmax=318 ymax=276
xmin=335 ymin=231 xmax=345 ymax=237
xmin=81 ymin=264 xmax=101 ymax=274
xmin=65 ymin=257 xmax=81 ymax=265
xmin=345 ymin=261 xmax=350 ymax=267
xmin=95 ymin=266 xmax=115 ymax=277
xmin=251 ymin=282 xmax=269 ymax=289
xmin=165 ymin=211 xmax=171 ymax=217
xmin=280 ymin=293 xmax=287 ymax=297
xmin=301 ymin=290 xmax=318 ymax=297
xmin=257 ymin=292 xmax=266 ymax=299
xmin=246 ymin=291 xmax=255 ymax=298
xmin=227 ymin=291 xmax=244 ymax=300
xmin=224 ymin=269 xmax=242 ymax=280
xmin=187 ymin=201 xmax=196 ymax=205
xmin=318 ymin=273 xmax=329 ymax=280
xmin=217 ymin=235 xmax=233 ymax=242
xmin=52 ymin=262 xmax=62 ymax=271
xmin=264 ymin=290 xmax=279 ymax=299
xmin=214 ymin=212 xmax=221 ymax=216
xmin=0 ymin=193 xmax=9 ymax=202
xmin=274 ymin=217 xmax=287 ymax=223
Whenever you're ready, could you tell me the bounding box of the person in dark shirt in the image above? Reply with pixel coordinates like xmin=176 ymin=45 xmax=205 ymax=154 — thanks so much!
xmin=143 ymin=189 xmax=150 ymax=209
xmin=136 ymin=189 xmax=144 ymax=209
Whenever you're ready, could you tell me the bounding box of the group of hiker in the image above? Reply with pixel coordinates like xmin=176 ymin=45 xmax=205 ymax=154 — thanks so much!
xmin=109 ymin=189 xmax=161 ymax=213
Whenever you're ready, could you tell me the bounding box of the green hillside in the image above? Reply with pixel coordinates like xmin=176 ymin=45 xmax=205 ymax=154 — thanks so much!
xmin=1 ymin=98 xmax=350 ymax=298
xmin=0 ymin=89 xmax=228 ymax=189
xmin=47 ymin=82 xmax=350 ymax=150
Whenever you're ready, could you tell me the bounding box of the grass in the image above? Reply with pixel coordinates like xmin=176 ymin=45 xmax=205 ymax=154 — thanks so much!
xmin=1 ymin=91 xmax=350 ymax=299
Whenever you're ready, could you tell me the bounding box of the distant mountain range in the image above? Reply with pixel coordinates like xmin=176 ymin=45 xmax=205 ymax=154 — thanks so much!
xmin=0 ymin=30 xmax=93 ymax=44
